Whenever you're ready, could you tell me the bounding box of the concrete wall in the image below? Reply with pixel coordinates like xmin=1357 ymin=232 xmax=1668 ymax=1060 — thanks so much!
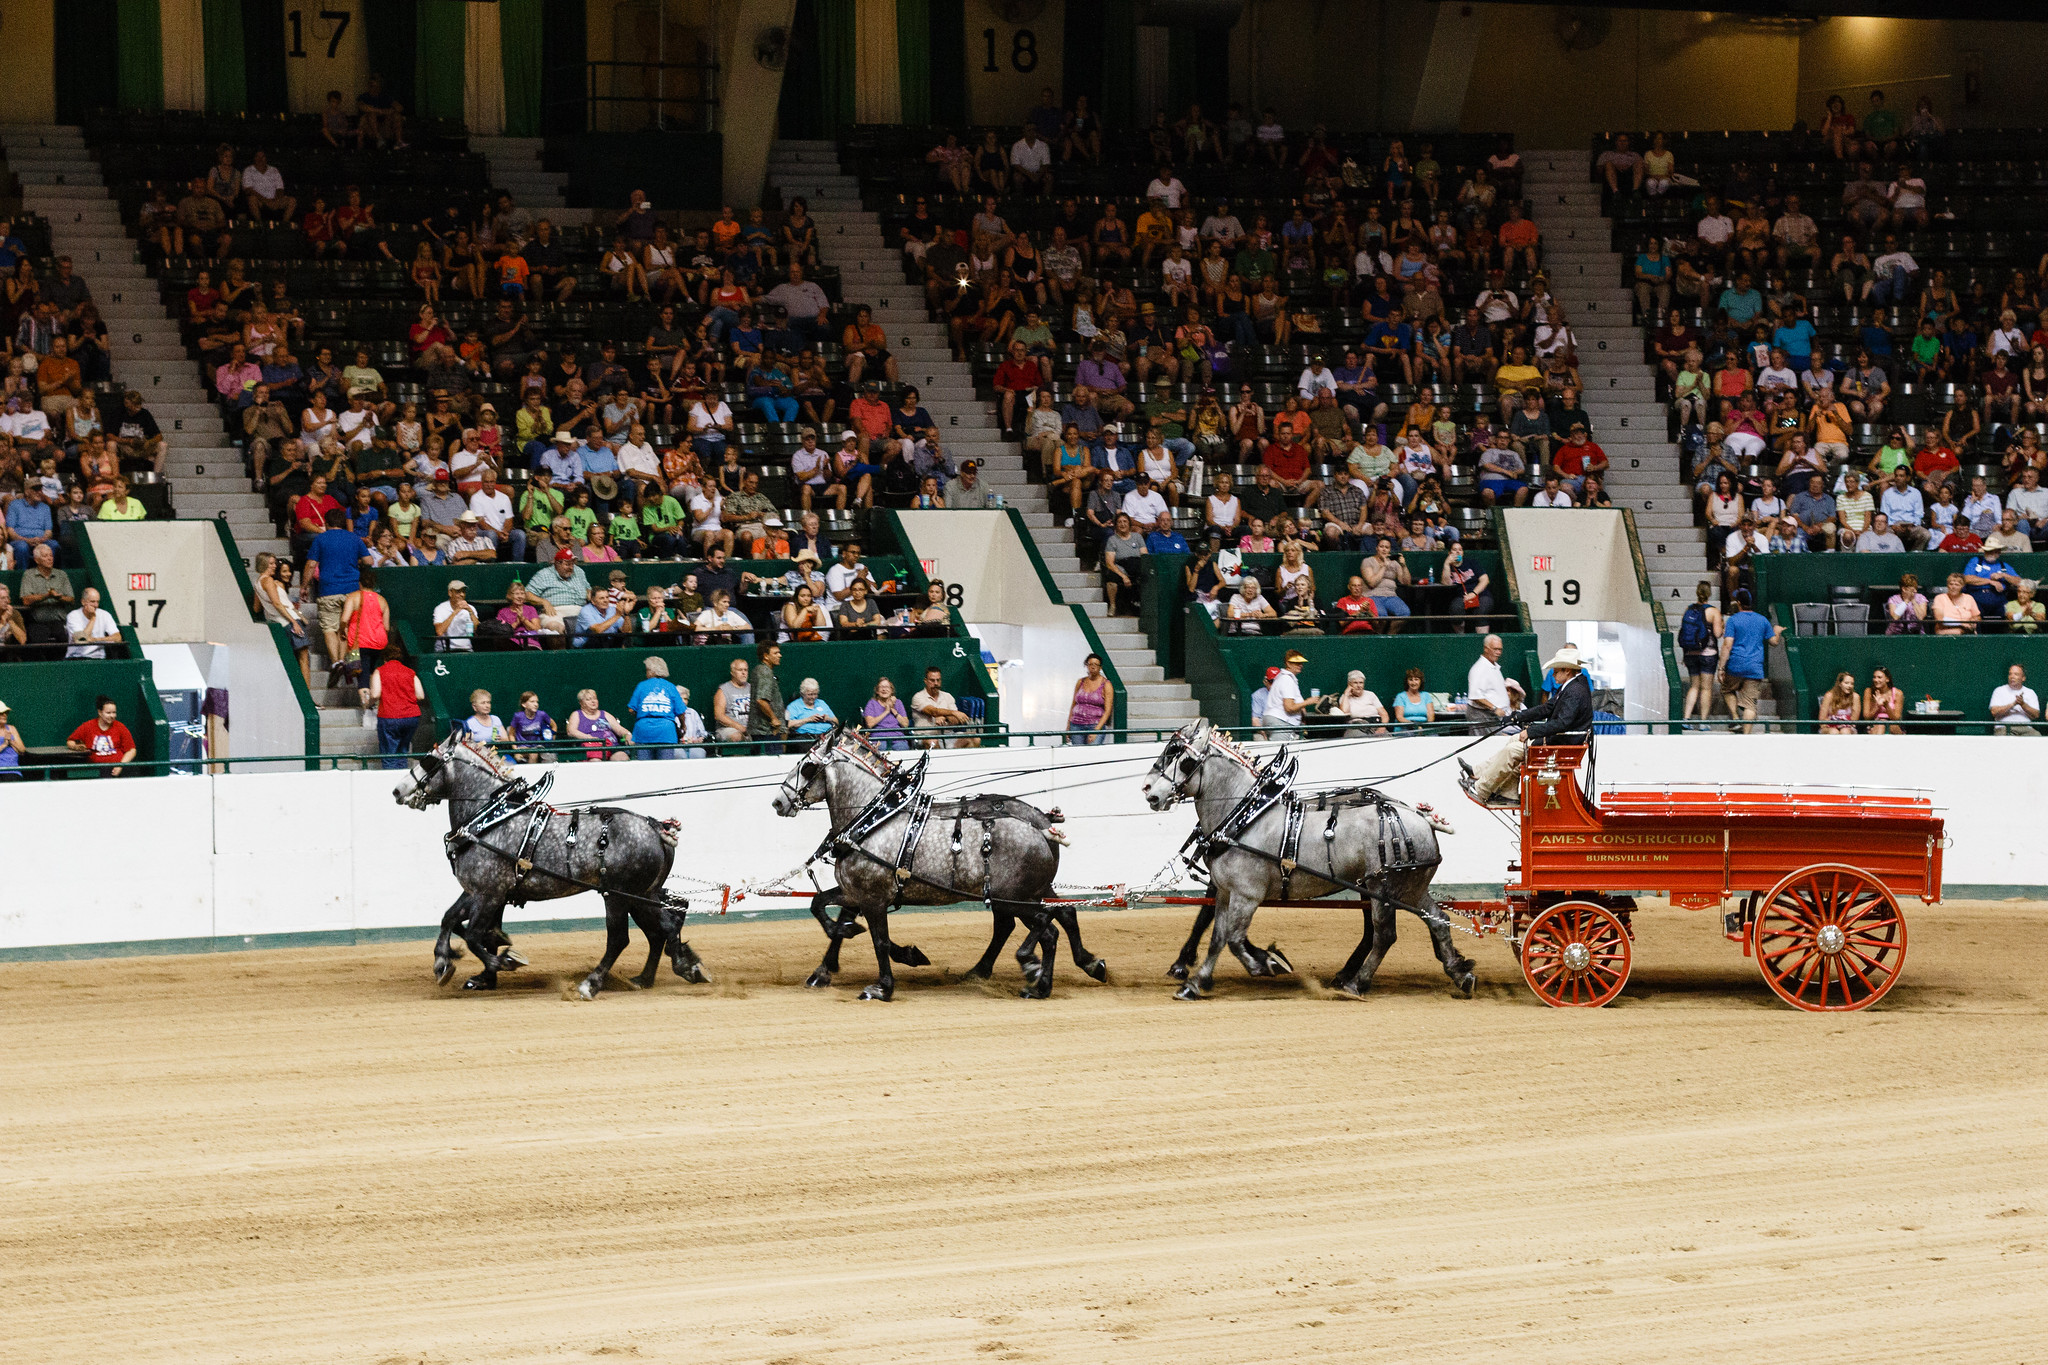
xmin=1 ymin=734 xmax=2034 ymax=957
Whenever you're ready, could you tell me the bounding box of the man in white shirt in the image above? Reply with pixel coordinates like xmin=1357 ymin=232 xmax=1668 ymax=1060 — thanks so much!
xmin=1878 ymin=468 xmax=1928 ymax=549
xmin=337 ymin=394 xmax=378 ymax=449
xmin=1962 ymin=476 xmax=2004 ymax=535
xmin=1144 ymin=171 xmax=1186 ymax=210
xmin=911 ymin=666 xmax=977 ymax=748
xmin=1297 ymin=359 xmax=1337 ymax=403
xmin=433 ymin=580 xmax=478 ymax=650
xmin=1198 ymin=203 xmax=1244 ymax=249
xmin=1532 ymin=476 xmax=1574 ymax=509
xmin=2007 ymin=466 xmax=2048 ymax=540
xmin=64 ymin=586 xmax=121 ymax=659
xmin=1010 ymin=129 xmax=1053 ymax=194
xmin=1991 ymin=664 xmax=2041 ymax=736
xmin=615 ymin=430 xmax=662 ymax=501
xmin=1871 ymin=235 xmax=1919 ymax=306
xmin=1261 ymin=650 xmax=1310 ymax=730
xmin=1120 ymin=472 xmax=1169 ymax=527
xmin=1464 ymin=633 xmax=1525 ymax=725
xmin=687 ymin=484 xmax=729 ymax=555
xmin=1474 ymin=277 xmax=1519 ymax=326
xmin=1353 ymin=245 xmax=1394 ymax=280
xmin=467 ymin=470 xmax=522 ymax=561
xmin=240 ymin=150 xmax=296 ymax=223
xmin=1694 ymin=196 xmax=1734 ymax=253
xmin=824 ymin=543 xmax=872 ymax=612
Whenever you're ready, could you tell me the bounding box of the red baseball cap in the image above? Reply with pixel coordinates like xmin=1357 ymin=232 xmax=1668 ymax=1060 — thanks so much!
xmin=1264 ymin=666 xmax=1281 ymax=684
xmin=554 ymin=548 xmax=574 ymax=563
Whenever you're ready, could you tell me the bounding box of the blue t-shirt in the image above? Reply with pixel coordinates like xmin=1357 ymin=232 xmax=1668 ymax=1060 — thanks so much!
xmin=1859 ymin=324 xmax=1894 ymax=358
xmin=1366 ymin=322 xmax=1414 ymax=354
xmin=1146 ymin=530 xmax=1190 ymax=553
xmin=1635 ymin=253 xmax=1670 ymax=280
xmin=1773 ymin=320 xmax=1817 ymax=362
xmin=1723 ymin=610 xmax=1772 ymax=680
xmin=628 ymin=677 xmax=686 ymax=742
xmin=308 ymin=527 xmax=363 ymax=596
xmin=1718 ymin=288 xmax=1763 ymax=325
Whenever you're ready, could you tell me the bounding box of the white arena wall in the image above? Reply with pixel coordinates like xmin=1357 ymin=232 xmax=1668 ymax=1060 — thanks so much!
xmin=0 ymin=735 xmax=2029 ymax=958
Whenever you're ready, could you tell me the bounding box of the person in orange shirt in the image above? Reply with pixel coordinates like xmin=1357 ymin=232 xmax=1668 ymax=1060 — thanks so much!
xmin=841 ymin=304 xmax=896 ymax=386
xmin=1496 ymin=202 xmax=1539 ymax=273
xmin=496 ymin=246 xmax=530 ymax=300
xmin=709 ymin=205 xmax=743 ymax=254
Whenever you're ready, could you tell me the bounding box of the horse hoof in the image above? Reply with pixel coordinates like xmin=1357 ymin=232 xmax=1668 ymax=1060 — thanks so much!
xmin=804 ymin=969 xmax=833 ymax=990
xmin=1021 ymin=962 xmax=1044 ymax=987
xmin=1456 ymin=971 xmax=1477 ymax=999
xmin=1264 ymin=945 xmax=1295 ymax=976
xmin=858 ymin=983 xmax=894 ymax=1002
xmin=1085 ymin=958 xmax=1109 ymax=983
xmin=500 ymin=949 xmax=529 ymax=970
xmin=462 ymin=976 xmax=496 ymax=991
xmin=1172 ymin=982 xmax=1204 ymax=1002
xmin=1166 ymin=963 xmax=1190 ymax=982
xmin=433 ymin=957 xmax=455 ymax=986
xmin=895 ymin=945 xmax=932 ymax=968
xmin=577 ymin=979 xmax=599 ymax=1001
xmin=1018 ymin=986 xmax=1039 ymax=999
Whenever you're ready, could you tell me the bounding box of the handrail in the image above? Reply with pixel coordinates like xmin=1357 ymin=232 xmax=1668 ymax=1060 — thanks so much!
xmin=548 ymin=59 xmax=721 ymax=134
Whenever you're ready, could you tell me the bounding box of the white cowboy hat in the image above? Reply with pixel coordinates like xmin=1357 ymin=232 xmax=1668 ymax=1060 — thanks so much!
xmin=1543 ymin=644 xmax=1585 ymax=673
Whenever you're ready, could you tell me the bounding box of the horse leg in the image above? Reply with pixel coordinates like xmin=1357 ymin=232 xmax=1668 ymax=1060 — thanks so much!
xmin=1022 ymin=911 xmax=1058 ymax=999
xmin=1346 ymin=896 xmax=1401 ymax=994
xmin=1167 ymin=904 xmax=1215 ymax=981
xmin=1330 ymin=899 xmax=1378 ymax=995
xmin=1057 ymin=904 xmax=1109 ymax=982
xmin=970 ymin=909 xmax=1016 ymax=979
xmin=810 ymin=888 xmax=862 ymax=940
xmin=459 ymin=896 xmax=511 ymax=991
xmin=663 ymin=901 xmax=710 ymax=983
xmin=577 ymin=896 xmax=633 ymax=999
xmin=628 ymin=902 xmax=667 ymax=989
xmin=1176 ymin=893 xmax=1247 ymax=1001
xmin=433 ymin=893 xmax=470 ymax=985
xmin=859 ymin=908 xmax=898 ymax=1001
xmin=1419 ymin=903 xmax=1477 ymax=997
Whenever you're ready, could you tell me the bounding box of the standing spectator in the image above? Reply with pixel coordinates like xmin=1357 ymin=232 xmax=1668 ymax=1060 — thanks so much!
xmin=629 ymin=656 xmax=690 ymax=760
xmin=1716 ymin=590 xmax=1782 ymax=733
xmin=67 ymin=695 xmax=135 ymax=775
xmin=368 ymin=653 xmax=424 ymax=768
xmin=1066 ymin=654 xmax=1114 ymax=745
xmin=305 ymin=509 xmax=366 ymax=680
xmin=1261 ymin=650 xmax=1311 ymax=731
xmin=64 ymin=586 xmax=121 ymax=659
xmin=1991 ymin=665 xmax=2041 ymax=736
xmin=749 ymin=642 xmax=788 ymax=751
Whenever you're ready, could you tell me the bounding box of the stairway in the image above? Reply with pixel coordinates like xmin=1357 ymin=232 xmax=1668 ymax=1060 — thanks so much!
xmin=0 ymin=125 xmax=274 ymax=563
xmin=1523 ymin=152 xmax=1775 ymax=724
xmin=469 ymin=136 xmax=569 ymax=216
xmin=767 ymin=139 xmax=1198 ymax=735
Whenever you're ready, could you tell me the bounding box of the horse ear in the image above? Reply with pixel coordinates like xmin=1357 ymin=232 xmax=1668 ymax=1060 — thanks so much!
xmin=445 ymin=722 xmax=464 ymax=747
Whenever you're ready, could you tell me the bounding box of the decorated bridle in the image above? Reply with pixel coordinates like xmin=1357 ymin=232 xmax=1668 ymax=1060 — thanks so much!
xmin=778 ymin=725 xmax=898 ymax=812
xmin=405 ymin=731 xmax=518 ymax=808
xmin=1150 ymin=721 xmax=1257 ymax=802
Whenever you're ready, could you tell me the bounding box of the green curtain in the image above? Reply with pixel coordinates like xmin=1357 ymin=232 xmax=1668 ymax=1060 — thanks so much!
xmin=115 ymin=0 xmax=165 ymax=111
xmin=815 ymin=0 xmax=856 ymax=137
xmin=56 ymin=0 xmax=122 ymax=123
xmin=362 ymin=0 xmax=418 ymax=116
xmin=415 ymin=1 xmax=467 ymax=123
xmin=201 ymin=0 xmax=247 ymax=113
xmin=895 ymin=0 xmax=930 ymax=126
xmin=499 ymin=0 xmax=544 ymax=136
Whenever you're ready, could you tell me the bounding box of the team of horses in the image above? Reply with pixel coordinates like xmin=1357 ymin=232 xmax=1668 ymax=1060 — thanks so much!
xmin=394 ymin=718 xmax=1474 ymax=1002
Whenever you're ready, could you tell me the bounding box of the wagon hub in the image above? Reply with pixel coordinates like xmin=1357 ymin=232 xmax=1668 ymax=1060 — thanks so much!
xmin=1561 ymin=940 xmax=1593 ymax=972
xmin=1816 ymin=922 xmax=1847 ymax=956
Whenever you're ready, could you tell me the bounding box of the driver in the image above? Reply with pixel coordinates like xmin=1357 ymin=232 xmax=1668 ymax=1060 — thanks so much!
xmin=1463 ymin=643 xmax=1594 ymax=808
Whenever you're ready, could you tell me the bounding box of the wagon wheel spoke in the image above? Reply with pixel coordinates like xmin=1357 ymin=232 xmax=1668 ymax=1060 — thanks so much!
xmin=1757 ymin=864 xmax=1908 ymax=1011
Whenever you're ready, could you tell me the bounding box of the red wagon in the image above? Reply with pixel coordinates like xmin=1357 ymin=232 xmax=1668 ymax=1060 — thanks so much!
xmin=1448 ymin=746 xmax=1943 ymax=1011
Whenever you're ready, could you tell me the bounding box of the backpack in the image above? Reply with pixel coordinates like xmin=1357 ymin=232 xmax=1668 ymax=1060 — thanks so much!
xmin=1678 ymin=602 xmax=1712 ymax=653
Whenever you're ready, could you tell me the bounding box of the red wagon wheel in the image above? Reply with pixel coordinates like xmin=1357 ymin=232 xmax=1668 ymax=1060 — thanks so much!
xmin=1755 ymin=863 xmax=1908 ymax=1012
xmin=1519 ymin=900 xmax=1631 ymax=1007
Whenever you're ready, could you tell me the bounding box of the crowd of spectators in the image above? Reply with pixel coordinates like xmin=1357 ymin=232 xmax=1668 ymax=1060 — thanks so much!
xmin=1240 ymin=631 xmax=1525 ymax=734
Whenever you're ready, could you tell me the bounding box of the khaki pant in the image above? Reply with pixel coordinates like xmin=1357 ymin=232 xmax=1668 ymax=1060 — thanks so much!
xmin=1470 ymin=734 xmax=1527 ymax=802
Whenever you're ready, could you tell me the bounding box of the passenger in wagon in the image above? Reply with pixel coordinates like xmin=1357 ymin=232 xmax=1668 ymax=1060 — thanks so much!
xmin=1462 ymin=643 xmax=1594 ymax=808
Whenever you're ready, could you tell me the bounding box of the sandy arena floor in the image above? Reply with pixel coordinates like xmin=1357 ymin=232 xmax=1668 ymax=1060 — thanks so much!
xmin=3 ymin=900 xmax=2046 ymax=1363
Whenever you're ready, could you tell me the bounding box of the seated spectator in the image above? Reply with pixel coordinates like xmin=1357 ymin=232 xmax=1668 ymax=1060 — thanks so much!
xmin=506 ymin=690 xmax=556 ymax=762
xmin=696 ymin=587 xmax=753 ymax=644
xmin=786 ymin=678 xmax=838 ymax=739
xmin=780 ymin=584 xmax=830 ymax=643
xmin=911 ymin=666 xmax=977 ymax=749
xmin=1932 ymin=572 xmax=1981 ymax=634
xmin=1964 ymin=543 xmax=2023 ymax=618
xmin=1992 ymin=664 xmax=2041 ymax=736
xmin=463 ymin=688 xmax=510 ymax=746
xmin=575 ymin=583 xmax=633 ymax=646
xmin=65 ymin=586 xmax=121 ymax=659
xmin=96 ymin=476 xmax=146 ymax=522
xmin=0 ymin=697 xmax=21 ymax=775
xmin=1360 ymin=537 xmax=1413 ymax=620
xmin=1855 ymin=512 xmax=1905 ymax=553
xmin=566 ymin=688 xmax=633 ymax=761
xmin=2008 ymin=580 xmax=2044 ymax=634
xmin=1223 ymin=575 xmax=1276 ymax=634
xmin=1787 ymin=473 xmax=1838 ymax=551
xmin=710 ymin=658 xmax=752 ymax=747
xmin=1816 ymin=671 xmax=1862 ymax=734
xmin=1100 ymin=512 xmax=1147 ymax=616
xmin=67 ymin=695 xmax=136 ymax=775
xmin=860 ymin=676 xmax=912 ymax=750
xmin=832 ymin=577 xmax=884 ymax=638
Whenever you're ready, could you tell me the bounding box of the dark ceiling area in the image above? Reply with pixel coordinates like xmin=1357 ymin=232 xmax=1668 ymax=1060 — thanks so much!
xmin=1485 ymin=2 xmax=2048 ymax=23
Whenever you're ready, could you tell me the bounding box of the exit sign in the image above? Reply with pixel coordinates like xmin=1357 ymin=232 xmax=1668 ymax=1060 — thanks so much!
xmin=1530 ymin=556 xmax=1552 ymax=572
xmin=128 ymin=572 xmax=156 ymax=591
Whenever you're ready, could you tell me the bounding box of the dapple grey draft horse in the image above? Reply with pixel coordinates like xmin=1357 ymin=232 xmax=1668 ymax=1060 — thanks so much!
xmin=393 ymin=729 xmax=710 ymax=998
xmin=770 ymin=726 xmax=1106 ymax=1000
xmin=1140 ymin=719 xmax=1477 ymax=1001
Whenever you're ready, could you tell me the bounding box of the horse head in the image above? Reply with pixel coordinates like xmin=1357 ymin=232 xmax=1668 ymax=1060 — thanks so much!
xmin=772 ymin=723 xmax=843 ymax=816
xmin=395 ymin=725 xmax=513 ymax=810
xmin=1142 ymin=718 xmax=1214 ymax=810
